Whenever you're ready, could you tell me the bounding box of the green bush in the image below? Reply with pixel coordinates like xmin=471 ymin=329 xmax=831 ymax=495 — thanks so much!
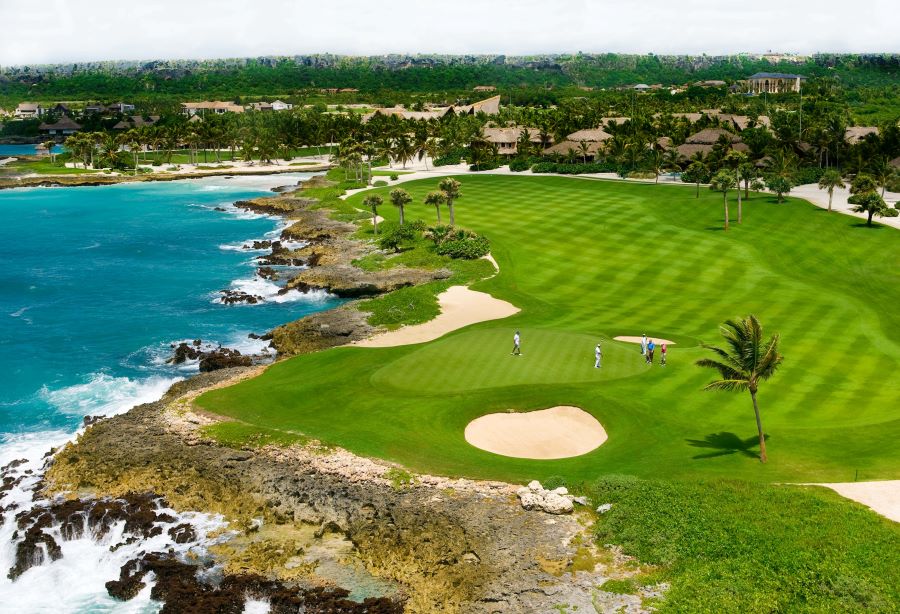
xmin=542 ymin=475 xmax=568 ymax=490
xmin=390 ymin=173 xmax=399 ymax=181
xmin=508 ymin=157 xmax=532 ymax=172
xmin=469 ymin=160 xmax=502 ymax=171
xmin=373 ymin=180 xmax=388 ymax=187
xmin=377 ymin=222 xmax=417 ymax=252
xmin=793 ymin=166 xmax=826 ymax=185
xmin=531 ymin=161 xmax=620 ymax=175
xmin=433 ymin=147 xmax=467 ymax=166
xmin=600 ymin=578 xmax=638 ymax=595
xmin=435 ymin=230 xmax=490 ymax=259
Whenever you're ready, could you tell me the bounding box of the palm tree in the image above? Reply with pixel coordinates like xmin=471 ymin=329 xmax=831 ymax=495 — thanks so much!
xmin=42 ymin=140 xmax=57 ymax=164
xmin=868 ymin=157 xmax=896 ymax=197
xmin=695 ymin=315 xmax=783 ymax=463
xmin=709 ymin=170 xmax=736 ymax=231
xmin=425 ymin=191 xmax=446 ymax=224
xmin=817 ymin=169 xmax=845 ymax=212
xmin=363 ymin=194 xmax=383 ymax=234
xmin=685 ymin=160 xmax=708 ymax=198
xmin=578 ymin=140 xmax=591 ymax=164
xmin=124 ymin=129 xmax=142 ymax=175
xmin=392 ymin=135 xmax=415 ymax=169
xmin=389 ymin=188 xmax=412 ymax=226
xmin=439 ymin=178 xmax=461 ymax=226
xmin=724 ymin=150 xmax=747 ymax=223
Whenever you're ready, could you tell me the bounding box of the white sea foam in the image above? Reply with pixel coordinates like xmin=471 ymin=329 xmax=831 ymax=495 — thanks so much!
xmin=243 ymin=598 xmax=272 ymax=614
xmin=214 ymin=275 xmax=332 ymax=306
xmin=39 ymin=373 xmax=182 ymax=418
xmin=9 ymin=306 xmax=30 ymax=318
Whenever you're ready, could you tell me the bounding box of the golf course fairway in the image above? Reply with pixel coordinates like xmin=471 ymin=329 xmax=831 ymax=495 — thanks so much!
xmin=197 ymin=174 xmax=900 ymax=484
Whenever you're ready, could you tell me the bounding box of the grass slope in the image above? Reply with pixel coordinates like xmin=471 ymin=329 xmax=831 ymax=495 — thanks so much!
xmin=198 ymin=175 xmax=900 ymax=484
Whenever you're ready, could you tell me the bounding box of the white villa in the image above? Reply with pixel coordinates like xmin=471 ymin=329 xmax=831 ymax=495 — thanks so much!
xmin=15 ymin=103 xmax=45 ymax=119
xmin=248 ymin=100 xmax=293 ymax=112
xmin=181 ymin=101 xmax=245 ymax=116
xmin=747 ymin=72 xmax=806 ymax=94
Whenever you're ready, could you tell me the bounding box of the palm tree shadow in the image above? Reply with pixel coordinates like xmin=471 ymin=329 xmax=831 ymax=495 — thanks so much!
xmin=686 ymin=432 xmax=769 ymax=460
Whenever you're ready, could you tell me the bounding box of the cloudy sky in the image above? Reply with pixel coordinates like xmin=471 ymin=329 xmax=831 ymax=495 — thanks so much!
xmin=1 ymin=0 xmax=897 ymax=65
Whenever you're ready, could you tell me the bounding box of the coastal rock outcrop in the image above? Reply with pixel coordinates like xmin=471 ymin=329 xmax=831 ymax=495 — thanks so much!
xmin=516 ymin=481 xmax=575 ymax=514
xmin=198 ymin=348 xmax=253 ymax=372
xmin=218 ymin=289 xmax=262 ymax=305
xmin=270 ymin=303 xmax=375 ymax=356
xmin=287 ymin=265 xmax=451 ymax=298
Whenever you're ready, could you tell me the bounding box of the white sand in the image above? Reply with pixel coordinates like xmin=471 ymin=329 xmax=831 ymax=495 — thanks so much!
xmin=465 ymin=406 xmax=607 ymax=459
xmin=354 ymin=285 xmax=519 ymax=348
xmin=810 ymin=481 xmax=900 ymax=523
xmin=614 ymin=335 xmax=676 ymax=345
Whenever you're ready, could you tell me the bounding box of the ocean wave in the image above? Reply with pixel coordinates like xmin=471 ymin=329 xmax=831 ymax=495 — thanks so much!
xmin=215 ymin=276 xmax=332 ymax=305
xmin=38 ymin=373 xmax=182 ymax=418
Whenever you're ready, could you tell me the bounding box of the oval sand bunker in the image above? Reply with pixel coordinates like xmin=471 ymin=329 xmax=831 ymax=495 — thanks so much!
xmin=464 ymin=406 xmax=607 ymax=460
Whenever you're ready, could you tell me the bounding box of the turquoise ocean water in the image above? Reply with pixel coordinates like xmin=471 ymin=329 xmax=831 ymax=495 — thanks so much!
xmin=0 ymin=173 xmax=339 ymax=456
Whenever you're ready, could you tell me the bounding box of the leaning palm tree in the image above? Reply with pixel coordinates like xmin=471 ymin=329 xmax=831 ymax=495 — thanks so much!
xmin=389 ymin=188 xmax=412 ymax=226
xmin=439 ymin=178 xmax=461 ymax=226
xmin=363 ymin=194 xmax=383 ymax=235
xmin=709 ymin=170 xmax=737 ymax=231
xmin=817 ymin=169 xmax=845 ymax=212
xmin=42 ymin=140 xmax=57 ymax=164
xmin=696 ymin=315 xmax=783 ymax=463
xmin=424 ymin=191 xmax=446 ymax=224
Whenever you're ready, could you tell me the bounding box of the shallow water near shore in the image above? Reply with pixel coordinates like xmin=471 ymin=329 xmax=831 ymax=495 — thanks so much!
xmin=0 ymin=173 xmax=347 ymax=609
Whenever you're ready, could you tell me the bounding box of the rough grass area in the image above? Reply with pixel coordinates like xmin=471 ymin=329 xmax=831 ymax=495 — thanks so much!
xmin=1 ymin=158 xmax=102 ymax=175
xmin=359 ymin=283 xmax=443 ymax=330
xmin=198 ymin=175 xmax=900 ymax=484
xmin=588 ymin=476 xmax=900 ymax=612
xmin=200 ymin=421 xmax=308 ymax=448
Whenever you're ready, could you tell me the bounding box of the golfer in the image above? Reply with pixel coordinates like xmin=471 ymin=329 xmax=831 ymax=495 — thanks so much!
xmin=594 ymin=343 xmax=602 ymax=368
xmin=641 ymin=333 xmax=648 ymax=356
xmin=512 ymin=330 xmax=521 ymax=356
xmin=660 ymin=343 xmax=667 ymax=366
xmin=647 ymin=339 xmax=655 ymax=364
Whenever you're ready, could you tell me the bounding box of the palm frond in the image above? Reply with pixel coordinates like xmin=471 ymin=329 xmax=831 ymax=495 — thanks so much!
xmin=703 ymin=379 xmax=750 ymax=392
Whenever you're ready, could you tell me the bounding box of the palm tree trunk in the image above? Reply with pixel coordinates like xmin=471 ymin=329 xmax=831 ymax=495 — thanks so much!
xmin=724 ymin=193 xmax=729 ymax=231
xmin=435 ymin=205 xmax=441 ymax=224
xmin=750 ymin=390 xmax=767 ymax=463
xmin=867 ymin=211 xmax=873 ymax=226
xmin=372 ymin=212 xmax=378 ymax=234
xmin=449 ymin=203 xmax=455 ymax=226
xmin=828 ymin=190 xmax=833 ymax=212
xmin=399 ymin=206 xmax=404 ymax=226
xmin=737 ymin=187 xmax=742 ymax=224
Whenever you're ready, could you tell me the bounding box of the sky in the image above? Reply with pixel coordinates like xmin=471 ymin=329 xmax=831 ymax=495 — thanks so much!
xmin=0 ymin=0 xmax=897 ymax=65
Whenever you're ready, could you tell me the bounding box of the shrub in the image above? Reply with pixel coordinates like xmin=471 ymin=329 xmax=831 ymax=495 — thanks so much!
xmin=435 ymin=229 xmax=490 ymax=259
xmin=377 ymin=222 xmax=417 ymax=252
xmin=508 ymin=157 xmax=532 ymax=172
xmin=530 ymin=161 xmax=620 ymax=175
xmin=390 ymin=173 xmax=399 ymax=181
xmin=433 ymin=148 xmax=467 ymax=166
xmin=600 ymin=579 xmax=638 ymax=595
xmin=373 ymin=180 xmax=388 ymax=187
xmin=793 ymin=166 xmax=826 ymax=185
xmin=469 ymin=160 xmax=502 ymax=172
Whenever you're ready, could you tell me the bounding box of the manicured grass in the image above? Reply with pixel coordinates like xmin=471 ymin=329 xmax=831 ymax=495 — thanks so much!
xmin=1 ymin=159 xmax=101 ymax=175
xmin=588 ymin=476 xmax=900 ymax=612
xmin=198 ymin=175 xmax=900 ymax=484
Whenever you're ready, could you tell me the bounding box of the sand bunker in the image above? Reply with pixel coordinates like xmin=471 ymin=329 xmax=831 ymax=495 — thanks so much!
xmin=812 ymin=481 xmax=900 ymax=523
xmin=355 ymin=285 xmax=519 ymax=348
xmin=464 ymin=406 xmax=607 ymax=459
xmin=614 ymin=335 xmax=676 ymax=345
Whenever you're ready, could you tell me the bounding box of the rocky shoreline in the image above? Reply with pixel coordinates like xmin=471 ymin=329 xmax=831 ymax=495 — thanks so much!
xmin=32 ymin=369 xmax=658 ymax=612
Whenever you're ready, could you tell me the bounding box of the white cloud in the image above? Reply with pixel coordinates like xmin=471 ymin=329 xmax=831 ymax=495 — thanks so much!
xmin=0 ymin=0 xmax=897 ymax=65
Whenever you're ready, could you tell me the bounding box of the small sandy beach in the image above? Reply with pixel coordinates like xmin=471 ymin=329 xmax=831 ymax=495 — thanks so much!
xmin=354 ymin=285 xmax=519 ymax=348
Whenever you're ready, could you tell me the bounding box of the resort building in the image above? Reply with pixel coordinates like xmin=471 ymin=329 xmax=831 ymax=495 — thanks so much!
xmin=181 ymin=101 xmax=245 ymax=116
xmin=482 ymin=126 xmax=542 ymax=155
xmin=747 ymin=72 xmax=806 ymax=94
xmin=599 ymin=117 xmax=629 ymax=128
xmin=15 ymin=103 xmax=45 ymax=118
xmin=38 ymin=116 xmax=82 ymax=136
xmin=543 ymin=127 xmax=613 ymax=160
xmin=454 ymin=95 xmax=502 ymax=116
xmin=112 ymin=116 xmax=161 ymax=130
xmin=473 ymin=85 xmax=497 ymax=92
xmin=696 ymin=80 xmax=727 ymax=87
xmin=248 ymin=100 xmax=293 ymax=112
xmin=844 ymin=126 xmax=879 ymax=145
xmin=675 ymin=127 xmax=748 ymax=160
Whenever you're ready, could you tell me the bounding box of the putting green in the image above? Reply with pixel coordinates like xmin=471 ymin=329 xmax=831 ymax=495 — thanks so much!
xmin=373 ymin=329 xmax=645 ymax=393
xmin=198 ymin=175 xmax=900 ymax=484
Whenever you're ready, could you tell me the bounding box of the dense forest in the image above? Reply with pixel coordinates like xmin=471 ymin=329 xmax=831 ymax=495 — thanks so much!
xmin=1 ymin=53 xmax=898 ymax=106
